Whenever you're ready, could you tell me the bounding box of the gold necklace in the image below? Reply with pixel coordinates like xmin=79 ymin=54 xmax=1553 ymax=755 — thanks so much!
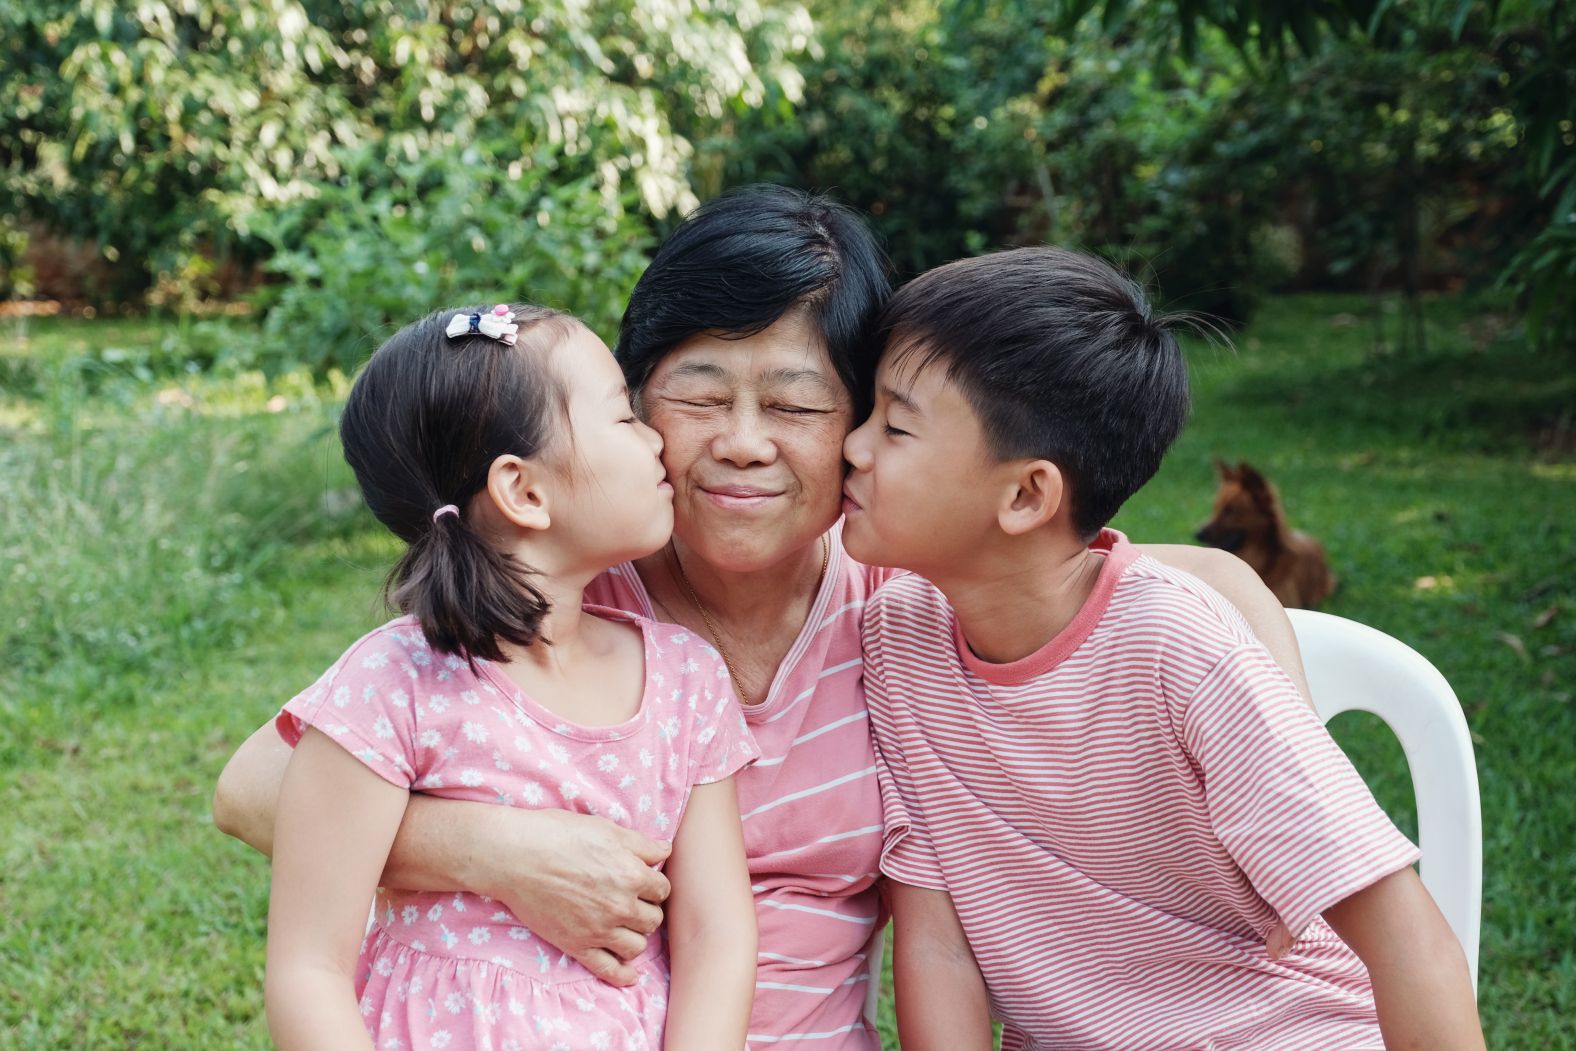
xmin=668 ymin=534 xmax=830 ymax=705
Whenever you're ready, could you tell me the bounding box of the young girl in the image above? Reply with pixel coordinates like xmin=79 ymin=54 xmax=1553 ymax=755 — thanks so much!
xmin=263 ymin=303 xmax=760 ymax=1051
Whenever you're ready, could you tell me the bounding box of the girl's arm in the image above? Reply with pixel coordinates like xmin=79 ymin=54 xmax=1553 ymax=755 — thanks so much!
xmin=215 ymin=720 xmax=671 ymax=985
xmin=1136 ymin=544 xmax=1313 ymax=705
xmin=661 ymin=777 xmax=756 ymax=1051
xmin=889 ymin=880 xmax=993 ymax=1051
xmin=264 ymin=728 xmax=409 ymax=1051
xmin=1322 ymin=868 xmax=1485 ymax=1051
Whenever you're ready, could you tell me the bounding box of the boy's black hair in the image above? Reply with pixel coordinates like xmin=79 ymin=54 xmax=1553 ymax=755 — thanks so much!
xmin=339 ymin=304 xmax=577 ymax=665
xmin=615 ymin=184 xmax=891 ymax=417
xmin=878 ymin=246 xmax=1190 ymax=540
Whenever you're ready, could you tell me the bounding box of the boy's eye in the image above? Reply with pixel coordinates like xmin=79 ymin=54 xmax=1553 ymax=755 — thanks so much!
xmin=883 ymin=425 xmax=910 ymax=438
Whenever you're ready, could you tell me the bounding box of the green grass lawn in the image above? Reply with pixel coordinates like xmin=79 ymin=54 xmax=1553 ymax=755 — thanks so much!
xmin=2 ymin=295 xmax=1572 ymax=1047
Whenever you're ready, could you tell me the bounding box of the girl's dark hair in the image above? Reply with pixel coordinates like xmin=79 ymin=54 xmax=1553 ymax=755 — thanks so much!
xmin=615 ymin=184 xmax=892 ymax=417
xmin=339 ymin=304 xmax=577 ymax=665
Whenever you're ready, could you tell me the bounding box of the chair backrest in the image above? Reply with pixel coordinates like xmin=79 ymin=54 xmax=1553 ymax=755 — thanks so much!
xmin=1286 ymin=608 xmax=1482 ymax=990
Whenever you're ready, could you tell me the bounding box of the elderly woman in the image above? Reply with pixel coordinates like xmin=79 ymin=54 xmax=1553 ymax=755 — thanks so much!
xmin=214 ymin=185 xmax=1309 ymax=1050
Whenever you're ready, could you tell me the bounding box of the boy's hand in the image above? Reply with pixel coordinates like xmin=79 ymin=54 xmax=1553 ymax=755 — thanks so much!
xmin=1323 ymin=868 xmax=1484 ymax=1051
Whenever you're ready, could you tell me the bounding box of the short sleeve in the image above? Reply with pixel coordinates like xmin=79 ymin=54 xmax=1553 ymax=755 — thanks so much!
xmin=275 ymin=632 xmax=421 ymax=789
xmin=1184 ymin=643 xmax=1421 ymax=938
xmin=872 ymin=733 xmax=947 ymax=891
xmin=687 ymin=644 xmax=761 ymax=786
xmin=862 ymin=597 xmax=948 ymax=892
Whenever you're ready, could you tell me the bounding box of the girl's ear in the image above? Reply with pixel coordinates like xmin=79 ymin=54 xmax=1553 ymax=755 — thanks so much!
xmin=998 ymin=458 xmax=1064 ymax=536
xmin=484 ymin=454 xmax=552 ymax=532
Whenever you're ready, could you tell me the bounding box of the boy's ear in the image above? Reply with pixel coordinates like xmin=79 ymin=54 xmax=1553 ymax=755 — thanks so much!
xmin=998 ymin=458 xmax=1065 ymax=536
xmin=484 ymin=454 xmax=552 ymax=532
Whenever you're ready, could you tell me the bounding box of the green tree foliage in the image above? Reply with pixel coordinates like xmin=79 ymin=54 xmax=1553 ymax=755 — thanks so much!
xmin=1082 ymin=0 xmax=1575 ymax=346
xmin=0 ymin=0 xmax=811 ymax=357
xmin=3 ymin=0 xmax=1567 ymax=350
xmin=724 ymin=0 xmax=1555 ymax=329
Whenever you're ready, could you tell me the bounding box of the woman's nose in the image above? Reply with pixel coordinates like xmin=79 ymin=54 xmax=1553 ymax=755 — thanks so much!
xmin=710 ymin=404 xmax=777 ymax=467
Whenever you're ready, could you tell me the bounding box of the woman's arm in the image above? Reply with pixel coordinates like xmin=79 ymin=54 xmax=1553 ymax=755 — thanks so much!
xmin=1323 ymin=868 xmax=1485 ymax=1050
xmin=265 ymin=728 xmax=407 ymax=1051
xmin=889 ymin=880 xmax=993 ymax=1051
xmin=213 ymin=719 xmax=672 ymax=985
xmin=661 ymin=777 xmax=756 ymax=1051
xmin=1137 ymin=544 xmax=1313 ymax=706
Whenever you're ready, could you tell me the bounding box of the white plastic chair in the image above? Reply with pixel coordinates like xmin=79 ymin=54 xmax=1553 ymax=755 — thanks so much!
xmin=1287 ymin=608 xmax=1482 ymax=990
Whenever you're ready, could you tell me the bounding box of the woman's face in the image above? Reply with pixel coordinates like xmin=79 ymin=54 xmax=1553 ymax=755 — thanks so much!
xmin=639 ymin=311 xmax=855 ymax=573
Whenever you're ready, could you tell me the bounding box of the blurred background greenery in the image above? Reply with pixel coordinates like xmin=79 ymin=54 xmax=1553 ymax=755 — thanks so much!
xmin=3 ymin=0 xmax=1573 ymax=355
xmin=2 ymin=0 xmax=1572 ymax=1047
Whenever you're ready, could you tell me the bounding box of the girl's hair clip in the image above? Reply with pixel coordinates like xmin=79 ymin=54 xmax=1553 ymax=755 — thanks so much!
xmin=445 ymin=303 xmax=519 ymax=346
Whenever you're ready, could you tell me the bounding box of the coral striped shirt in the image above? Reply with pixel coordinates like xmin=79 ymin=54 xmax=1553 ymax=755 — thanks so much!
xmin=865 ymin=532 xmax=1421 ymax=1051
xmin=588 ymin=523 xmax=895 ymax=1050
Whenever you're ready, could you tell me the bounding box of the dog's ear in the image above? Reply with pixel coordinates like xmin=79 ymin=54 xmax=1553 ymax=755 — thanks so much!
xmin=1238 ymin=463 xmax=1268 ymax=492
xmin=1214 ymin=458 xmax=1234 ymax=480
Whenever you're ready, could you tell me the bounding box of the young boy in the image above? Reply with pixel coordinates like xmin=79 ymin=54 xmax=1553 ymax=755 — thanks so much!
xmin=840 ymin=247 xmax=1484 ymax=1050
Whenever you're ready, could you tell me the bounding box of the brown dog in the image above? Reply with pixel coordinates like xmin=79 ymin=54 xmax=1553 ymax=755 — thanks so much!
xmin=1195 ymin=461 xmax=1336 ymax=609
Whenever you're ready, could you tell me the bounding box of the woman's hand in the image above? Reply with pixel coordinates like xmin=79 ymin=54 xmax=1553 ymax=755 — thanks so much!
xmin=467 ymin=805 xmax=674 ymax=986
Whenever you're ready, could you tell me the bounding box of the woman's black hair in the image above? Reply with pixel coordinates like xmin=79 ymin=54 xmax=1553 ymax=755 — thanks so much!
xmin=339 ymin=303 xmax=577 ymax=665
xmin=615 ymin=184 xmax=892 ymax=417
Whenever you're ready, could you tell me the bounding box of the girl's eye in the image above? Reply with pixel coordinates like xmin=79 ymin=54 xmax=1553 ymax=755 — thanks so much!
xmin=883 ymin=425 xmax=910 ymax=438
xmin=621 ymin=417 xmax=638 ymax=425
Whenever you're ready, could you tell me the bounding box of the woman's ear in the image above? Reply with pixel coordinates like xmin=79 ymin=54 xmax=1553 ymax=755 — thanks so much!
xmin=997 ymin=459 xmax=1064 ymax=536
xmin=484 ymin=454 xmax=552 ymax=532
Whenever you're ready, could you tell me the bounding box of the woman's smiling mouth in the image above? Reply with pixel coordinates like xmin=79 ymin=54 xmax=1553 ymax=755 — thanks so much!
xmin=700 ymin=484 xmax=785 ymax=510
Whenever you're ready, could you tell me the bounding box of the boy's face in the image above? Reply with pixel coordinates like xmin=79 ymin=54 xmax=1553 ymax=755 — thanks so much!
xmin=841 ymin=345 xmax=1009 ymax=574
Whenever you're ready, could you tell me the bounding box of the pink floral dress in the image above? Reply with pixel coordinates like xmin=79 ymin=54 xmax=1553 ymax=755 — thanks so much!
xmin=277 ymin=608 xmax=759 ymax=1051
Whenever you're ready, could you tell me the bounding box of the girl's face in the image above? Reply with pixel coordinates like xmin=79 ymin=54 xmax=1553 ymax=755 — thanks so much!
xmin=638 ymin=311 xmax=855 ymax=574
xmin=546 ymin=326 xmax=675 ymax=571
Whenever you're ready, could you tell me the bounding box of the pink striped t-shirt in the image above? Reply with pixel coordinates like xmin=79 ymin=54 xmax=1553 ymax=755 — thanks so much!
xmin=865 ymin=532 xmax=1421 ymax=1051
xmin=588 ymin=524 xmax=897 ymax=1051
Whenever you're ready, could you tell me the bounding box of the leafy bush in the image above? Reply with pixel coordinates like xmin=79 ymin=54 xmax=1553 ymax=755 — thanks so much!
xmin=0 ymin=0 xmax=810 ymax=304
xmin=250 ymin=146 xmax=653 ymax=375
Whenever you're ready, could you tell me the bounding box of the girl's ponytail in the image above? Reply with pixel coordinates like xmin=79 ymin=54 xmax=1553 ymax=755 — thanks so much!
xmin=340 ymin=303 xmax=577 ymax=666
xmin=389 ymin=512 xmax=553 ymax=663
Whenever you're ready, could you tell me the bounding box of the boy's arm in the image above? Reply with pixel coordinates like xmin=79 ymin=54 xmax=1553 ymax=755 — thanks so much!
xmin=213 ymin=719 xmax=672 ymax=985
xmin=661 ymin=777 xmax=756 ymax=1051
xmin=1137 ymin=544 xmax=1313 ymax=707
xmin=889 ymin=880 xmax=993 ymax=1051
xmin=1322 ymin=868 xmax=1485 ymax=1051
